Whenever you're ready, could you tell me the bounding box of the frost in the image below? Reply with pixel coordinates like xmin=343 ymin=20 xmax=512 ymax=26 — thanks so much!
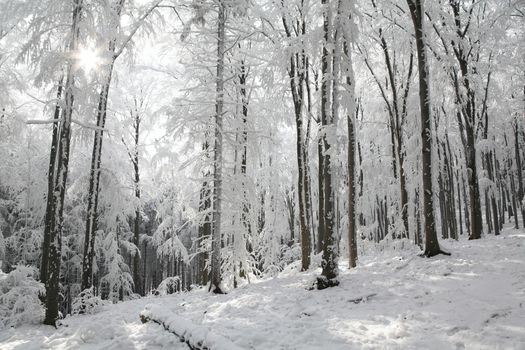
xmin=71 ymin=287 xmax=108 ymax=315
xmin=0 ymin=265 xmax=44 ymax=328
xmin=156 ymin=276 xmax=181 ymax=295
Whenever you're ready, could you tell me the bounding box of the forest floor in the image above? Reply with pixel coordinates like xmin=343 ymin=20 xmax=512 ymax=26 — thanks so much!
xmin=1 ymin=225 xmax=524 ymax=350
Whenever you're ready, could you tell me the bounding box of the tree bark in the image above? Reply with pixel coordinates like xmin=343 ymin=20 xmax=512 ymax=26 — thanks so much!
xmin=40 ymin=78 xmax=63 ymax=283
xmin=347 ymin=103 xmax=357 ymax=268
xmin=514 ymin=119 xmax=524 ymax=227
xmin=209 ymin=1 xmax=226 ymax=294
xmin=44 ymin=0 xmax=83 ymax=326
xmin=318 ymin=0 xmax=340 ymax=289
xmin=81 ymin=66 xmax=114 ymax=291
xmin=281 ymin=3 xmax=312 ymax=271
xmin=448 ymin=1 xmax=483 ymax=240
xmin=342 ymin=30 xmax=357 ymax=268
xmin=131 ymin=108 xmax=142 ymax=295
xmin=317 ymin=131 xmax=325 ymax=253
xmin=407 ymin=0 xmax=444 ymax=257
xmin=81 ymin=0 xmax=125 ymax=291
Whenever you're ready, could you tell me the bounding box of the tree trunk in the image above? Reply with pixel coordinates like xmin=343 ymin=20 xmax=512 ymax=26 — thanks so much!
xmin=347 ymin=106 xmax=357 ymax=268
xmin=343 ymin=29 xmax=357 ymax=268
xmin=209 ymin=1 xmax=226 ymax=294
xmin=81 ymin=0 xmax=125 ymax=291
xmin=44 ymin=0 xmax=83 ymax=327
xmin=415 ymin=189 xmax=422 ymax=248
xmin=143 ymin=240 xmax=147 ymax=294
xmin=198 ymin=138 xmax=211 ymax=286
xmin=465 ymin=132 xmax=483 ymax=239
xmin=510 ymin=171 xmax=520 ymax=229
xmin=514 ymin=119 xmax=524 ymax=227
xmin=281 ymin=4 xmax=312 ymax=271
xmin=132 ymin=112 xmax=142 ymax=295
xmin=448 ymin=0 xmax=483 ymax=240
xmin=407 ymin=0 xmax=444 ymax=257
xmin=318 ymin=0 xmax=340 ymax=289
xmin=81 ymin=66 xmax=114 ymax=291
xmin=317 ymin=132 xmax=325 ymax=253
xmin=456 ymin=162 xmax=464 ymax=236
xmin=285 ymin=188 xmax=295 ymax=244
xmin=40 ymin=78 xmax=63 ymax=283
xmin=485 ymin=151 xmax=500 ymax=235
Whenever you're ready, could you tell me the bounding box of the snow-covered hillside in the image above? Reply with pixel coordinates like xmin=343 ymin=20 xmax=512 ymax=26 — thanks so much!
xmin=1 ymin=227 xmax=524 ymax=350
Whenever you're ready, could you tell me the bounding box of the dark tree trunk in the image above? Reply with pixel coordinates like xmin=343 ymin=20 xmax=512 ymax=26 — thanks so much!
xmin=465 ymin=132 xmax=483 ymax=240
xmin=445 ymin=136 xmax=458 ymax=239
xmin=462 ymin=171 xmax=471 ymax=235
xmin=40 ymin=79 xmax=63 ymax=283
xmin=444 ymin=137 xmax=458 ymax=239
xmin=495 ymin=157 xmax=505 ymax=229
xmin=285 ymin=188 xmax=295 ymax=244
xmin=81 ymin=0 xmax=125 ymax=291
xmin=437 ymin=139 xmax=448 ymax=239
xmin=198 ymin=138 xmax=211 ymax=285
xmin=317 ymin=133 xmax=325 ymax=253
xmin=281 ymin=4 xmax=312 ymax=271
xmin=292 ymin=61 xmax=311 ymax=271
xmin=143 ymin=240 xmax=147 ymax=294
xmin=318 ymin=0 xmax=339 ymax=289
xmin=510 ymin=169 xmax=520 ymax=229
xmin=43 ymin=0 xmax=83 ymax=327
xmin=456 ymin=160 xmax=464 ymax=236
xmin=236 ymin=57 xmax=251 ymax=280
xmin=485 ymin=151 xmax=500 ymax=235
xmin=448 ymin=0 xmax=483 ymax=240
xmin=209 ymin=1 xmax=226 ymax=294
xmin=514 ymin=119 xmax=524 ymax=227
xmin=415 ymin=189 xmax=422 ymax=248
xmin=81 ymin=67 xmax=114 ymax=291
xmin=347 ymin=105 xmax=357 ymax=268
xmin=407 ymin=0 xmax=444 ymax=257
xmin=344 ymin=32 xmax=357 ymax=269
xmin=131 ymin=110 xmax=142 ymax=295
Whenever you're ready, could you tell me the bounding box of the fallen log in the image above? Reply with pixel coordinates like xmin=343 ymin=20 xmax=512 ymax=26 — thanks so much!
xmin=140 ymin=312 xmax=208 ymax=350
xmin=140 ymin=305 xmax=243 ymax=350
xmin=348 ymin=293 xmax=377 ymax=304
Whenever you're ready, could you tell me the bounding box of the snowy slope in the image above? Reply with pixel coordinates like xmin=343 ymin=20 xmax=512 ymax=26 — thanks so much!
xmin=0 ymin=297 xmax=186 ymax=349
xmin=1 ymin=226 xmax=524 ymax=350
xmin=139 ymin=226 xmax=525 ymax=350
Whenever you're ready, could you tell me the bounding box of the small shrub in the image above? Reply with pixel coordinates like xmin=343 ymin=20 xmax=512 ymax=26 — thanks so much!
xmin=71 ymin=287 xmax=108 ymax=315
xmin=157 ymin=276 xmax=181 ymax=295
xmin=0 ymin=265 xmax=45 ymax=328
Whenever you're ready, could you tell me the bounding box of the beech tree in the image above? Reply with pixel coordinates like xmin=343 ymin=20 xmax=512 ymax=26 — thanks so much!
xmin=43 ymin=0 xmax=84 ymax=327
xmin=81 ymin=0 xmax=162 ymax=292
xmin=406 ymin=0 xmax=446 ymax=257
xmin=280 ymin=0 xmax=313 ymax=272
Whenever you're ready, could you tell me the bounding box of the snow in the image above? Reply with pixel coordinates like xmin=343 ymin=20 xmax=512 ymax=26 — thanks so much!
xmin=0 ymin=298 xmax=185 ymax=349
xmin=1 ymin=226 xmax=524 ymax=349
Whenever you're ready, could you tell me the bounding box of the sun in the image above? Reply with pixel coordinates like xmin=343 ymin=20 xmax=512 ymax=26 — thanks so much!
xmin=75 ymin=45 xmax=102 ymax=75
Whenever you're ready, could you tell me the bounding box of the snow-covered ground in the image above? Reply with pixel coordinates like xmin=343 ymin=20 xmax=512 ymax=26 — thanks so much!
xmin=0 ymin=297 xmax=186 ymax=349
xmin=1 ymin=226 xmax=524 ymax=349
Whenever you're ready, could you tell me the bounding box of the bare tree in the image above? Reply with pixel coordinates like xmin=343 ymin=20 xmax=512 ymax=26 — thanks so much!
xmin=406 ymin=0 xmax=447 ymax=257
xmin=43 ymin=0 xmax=84 ymax=327
xmin=280 ymin=0 xmax=312 ymax=271
xmin=209 ymin=0 xmax=226 ymax=294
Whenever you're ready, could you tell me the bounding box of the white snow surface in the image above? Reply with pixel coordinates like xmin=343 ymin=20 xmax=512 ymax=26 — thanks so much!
xmin=1 ymin=226 xmax=524 ymax=350
xmin=0 ymin=297 xmax=186 ymax=349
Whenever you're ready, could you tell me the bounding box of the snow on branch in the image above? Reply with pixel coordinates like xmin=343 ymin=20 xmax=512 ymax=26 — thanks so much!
xmin=26 ymin=118 xmax=61 ymax=124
